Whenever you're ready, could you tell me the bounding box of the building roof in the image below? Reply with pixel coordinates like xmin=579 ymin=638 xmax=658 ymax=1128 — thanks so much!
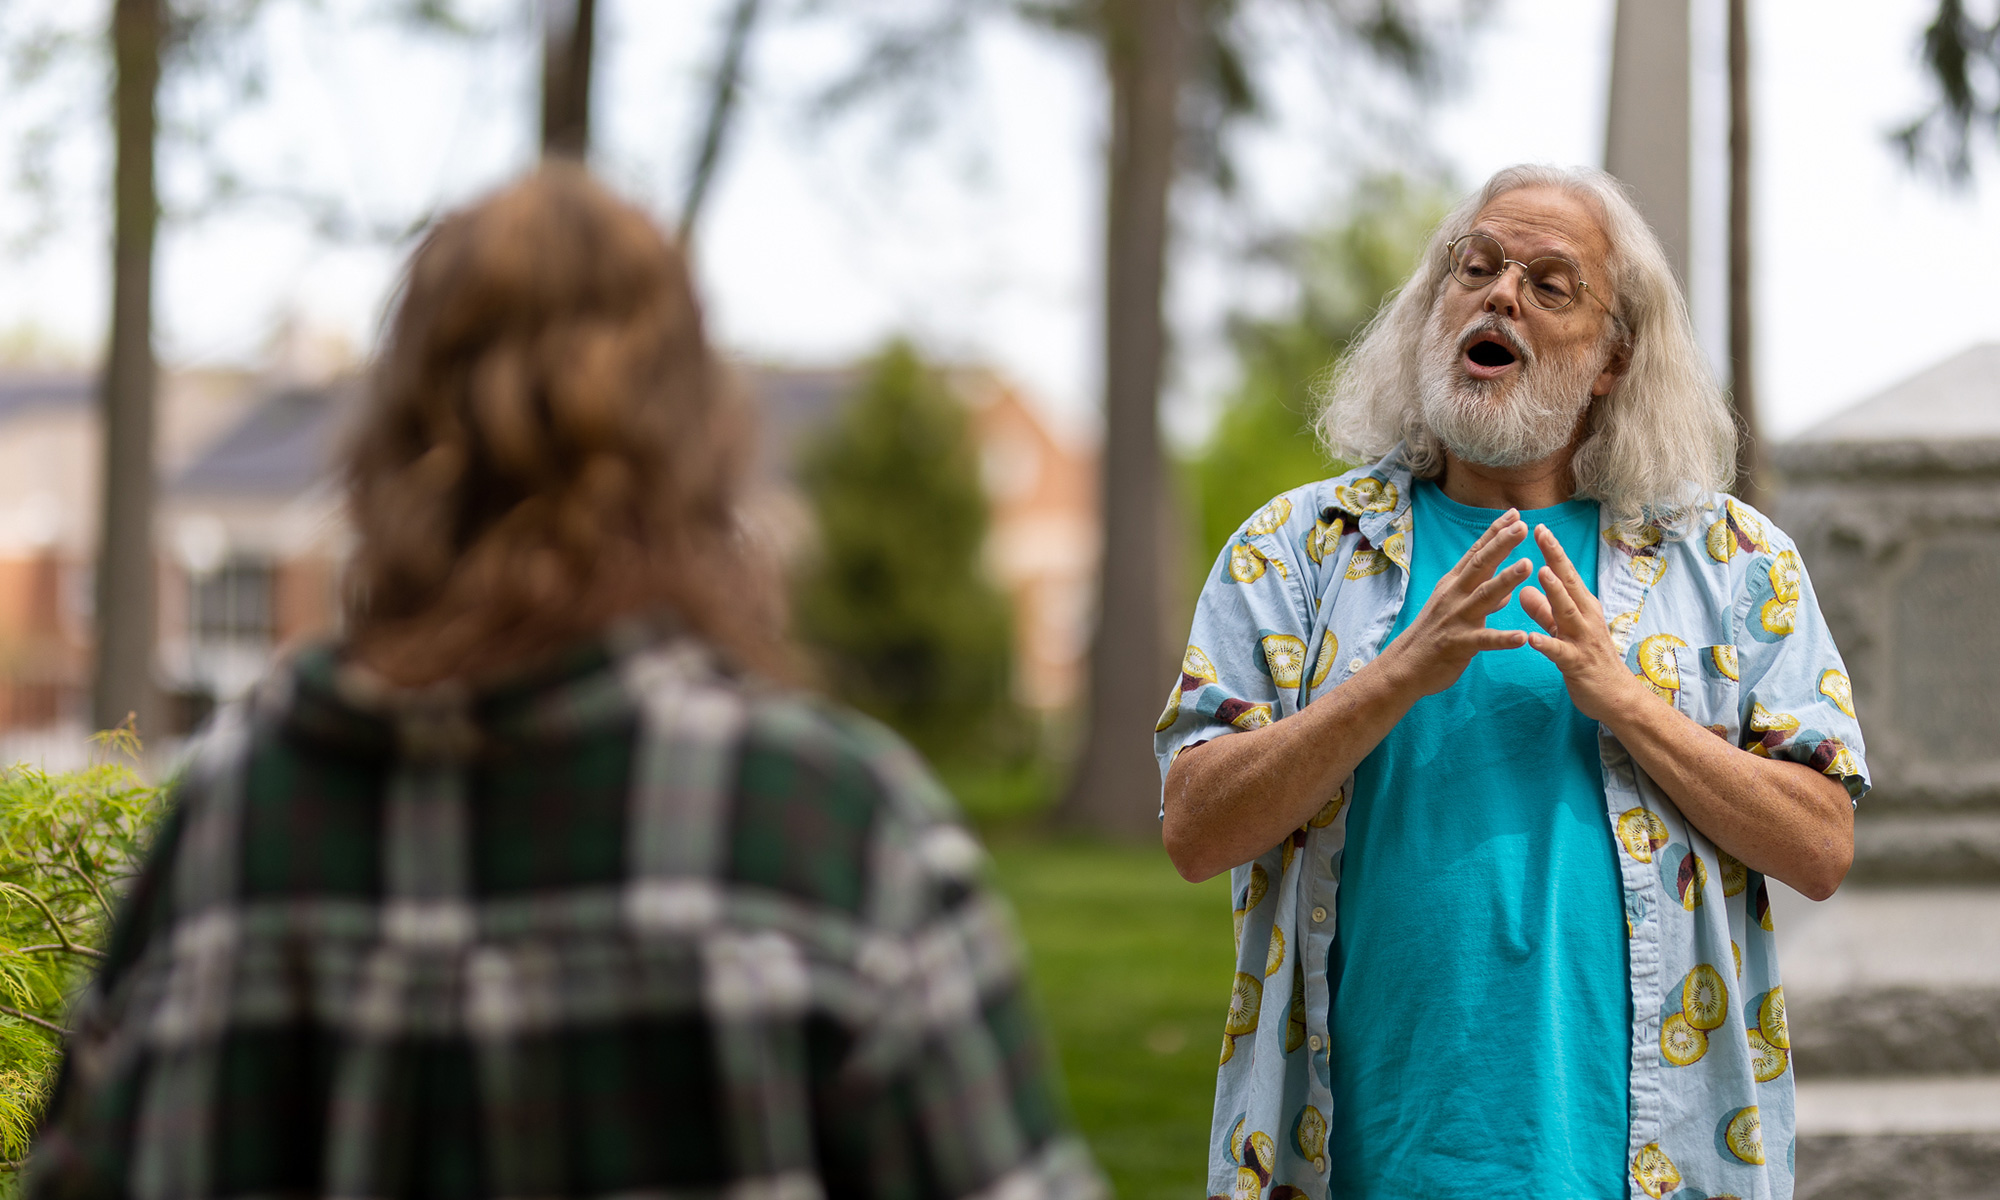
xmin=0 ymin=371 xmax=92 ymax=422
xmin=169 ymin=380 xmax=358 ymax=499
xmin=1791 ymin=343 xmax=2000 ymax=444
xmin=1 ymin=360 xmax=1067 ymax=504
xmin=160 ymin=367 xmax=867 ymax=502
xmin=742 ymin=365 xmax=861 ymax=479
xmin=1777 ymin=343 xmax=2000 ymax=479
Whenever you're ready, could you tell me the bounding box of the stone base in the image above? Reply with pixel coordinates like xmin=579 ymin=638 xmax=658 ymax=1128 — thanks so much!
xmin=1797 ymin=1133 xmax=2000 ymax=1200
xmin=1851 ymin=812 xmax=2000 ymax=884
xmin=1780 ymin=886 xmax=2000 ymax=1197
xmin=1771 ymin=885 xmax=2000 ymax=1004
xmin=1792 ymin=988 xmax=2000 ymax=1075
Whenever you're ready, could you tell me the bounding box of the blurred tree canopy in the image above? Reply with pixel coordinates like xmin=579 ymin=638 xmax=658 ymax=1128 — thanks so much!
xmin=1898 ymin=0 xmax=2000 ymax=181
xmin=799 ymin=0 xmax=1482 ymax=835
xmin=792 ymin=342 xmax=1022 ymax=766
xmin=1185 ymin=174 xmax=1447 ymax=578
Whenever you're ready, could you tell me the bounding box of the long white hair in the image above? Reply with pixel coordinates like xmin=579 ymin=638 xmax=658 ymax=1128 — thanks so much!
xmin=1317 ymin=164 xmax=1736 ymax=533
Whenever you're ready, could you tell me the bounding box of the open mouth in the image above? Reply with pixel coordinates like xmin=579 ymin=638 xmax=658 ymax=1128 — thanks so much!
xmin=1465 ymin=337 xmax=1518 ymax=369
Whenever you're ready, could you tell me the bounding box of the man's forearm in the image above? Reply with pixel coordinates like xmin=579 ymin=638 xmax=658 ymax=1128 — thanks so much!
xmin=1165 ymin=512 xmax=1533 ymax=884
xmin=1161 ymin=659 xmax=1421 ymax=883
xmin=1519 ymin=529 xmax=1855 ymax=901
xmin=1600 ymin=692 xmax=1853 ymax=900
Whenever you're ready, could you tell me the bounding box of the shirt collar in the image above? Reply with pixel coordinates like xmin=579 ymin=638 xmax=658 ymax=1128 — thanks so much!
xmin=1338 ymin=443 xmax=1417 ymax=549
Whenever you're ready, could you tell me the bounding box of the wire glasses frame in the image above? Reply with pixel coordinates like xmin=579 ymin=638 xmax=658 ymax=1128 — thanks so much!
xmin=1445 ymin=233 xmax=1613 ymax=315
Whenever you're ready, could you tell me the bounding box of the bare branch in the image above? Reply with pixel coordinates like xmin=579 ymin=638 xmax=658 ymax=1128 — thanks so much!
xmin=10 ymin=944 xmax=108 ymax=961
xmin=680 ymin=0 xmax=765 ymax=243
xmin=385 ymin=0 xmax=495 ymax=38
xmin=804 ymin=1 xmax=994 ymax=125
xmin=0 ymin=1004 xmax=69 ymax=1039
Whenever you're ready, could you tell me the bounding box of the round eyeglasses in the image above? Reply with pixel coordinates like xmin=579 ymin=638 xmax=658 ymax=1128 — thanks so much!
xmin=1446 ymin=233 xmax=1612 ymax=315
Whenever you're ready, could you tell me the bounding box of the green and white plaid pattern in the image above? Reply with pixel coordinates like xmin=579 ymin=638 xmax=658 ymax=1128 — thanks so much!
xmin=30 ymin=630 xmax=1100 ymax=1200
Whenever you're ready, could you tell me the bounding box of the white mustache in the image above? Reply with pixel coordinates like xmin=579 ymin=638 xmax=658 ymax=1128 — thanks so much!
xmin=1417 ymin=300 xmax=1598 ymax=469
xmin=1456 ymin=315 xmax=1533 ymax=366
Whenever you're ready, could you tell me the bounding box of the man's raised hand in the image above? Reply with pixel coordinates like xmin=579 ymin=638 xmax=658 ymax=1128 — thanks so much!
xmin=1376 ymin=508 xmax=1533 ymax=698
xmin=1520 ymin=523 xmax=1655 ymax=724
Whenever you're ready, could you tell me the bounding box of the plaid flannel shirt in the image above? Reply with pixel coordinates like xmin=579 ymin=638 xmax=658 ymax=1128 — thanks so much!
xmin=29 ymin=628 xmax=1099 ymax=1200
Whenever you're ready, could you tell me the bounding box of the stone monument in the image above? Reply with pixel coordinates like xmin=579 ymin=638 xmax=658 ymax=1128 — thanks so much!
xmin=1773 ymin=342 xmax=2000 ymax=1199
xmin=1604 ymin=0 xmax=1691 ymax=285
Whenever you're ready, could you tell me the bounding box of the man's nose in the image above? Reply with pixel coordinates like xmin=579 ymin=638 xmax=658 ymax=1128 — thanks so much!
xmin=1485 ymin=263 xmax=1525 ymax=319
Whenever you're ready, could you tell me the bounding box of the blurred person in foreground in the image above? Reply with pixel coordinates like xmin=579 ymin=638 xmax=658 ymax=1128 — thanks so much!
xmin=1157 ymin=165 xmax=1868 ymax=1200
xmin=29 ymin=166 xmax=1099 ymax=1200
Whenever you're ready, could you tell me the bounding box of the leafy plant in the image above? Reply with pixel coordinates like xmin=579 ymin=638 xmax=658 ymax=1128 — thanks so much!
xmin=792 ymin=341 xmax=1025 ymax=767
xmin=0 ymin=731 xmax=166 ymax=1170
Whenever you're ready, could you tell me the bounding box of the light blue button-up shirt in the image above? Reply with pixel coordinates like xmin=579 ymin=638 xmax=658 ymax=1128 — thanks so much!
xmin=1156 ymin=447 xmax=1869 ymax=1200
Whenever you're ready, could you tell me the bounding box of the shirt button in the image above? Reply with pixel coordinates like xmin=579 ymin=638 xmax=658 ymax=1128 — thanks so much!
xmin=1308 ymin=1034 xmax=1322 ymax=1052
xmin=1311 ymin=906 xmax=1328 ymax=923
xmin=1346 ymin=657 xmax=1364 ymax=673
xmin=1314 ymin=1157 xmax=1328 ymax=1175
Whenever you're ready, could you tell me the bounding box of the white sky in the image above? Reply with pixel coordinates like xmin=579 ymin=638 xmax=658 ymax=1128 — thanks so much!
xmin=0 ymin=0 xmax=1995 ymax=445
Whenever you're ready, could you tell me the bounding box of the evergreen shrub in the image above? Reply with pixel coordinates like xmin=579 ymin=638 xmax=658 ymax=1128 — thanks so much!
xmin=792 ymin=341 xmax=1026 ymax=768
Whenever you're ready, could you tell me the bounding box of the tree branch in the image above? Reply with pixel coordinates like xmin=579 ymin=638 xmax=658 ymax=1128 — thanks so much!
xmin=0 ymin=1003 xmax=69 ymax=1039
xmin=0 ymin=881 xmax=85 ymax=956
xmin=68 ymin=846 xmax=115 ymax=924
xmin=11 ymin=943 xmax=107 ymax=960
xmin=680 ymin=0 xmax=763 ymax=243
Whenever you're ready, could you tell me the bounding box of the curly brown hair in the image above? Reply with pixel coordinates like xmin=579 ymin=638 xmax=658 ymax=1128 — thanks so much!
xmin=342 ymin=165 xmax=782 ymax=686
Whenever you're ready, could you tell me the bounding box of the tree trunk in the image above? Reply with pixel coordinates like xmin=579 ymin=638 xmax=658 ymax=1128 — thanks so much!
xmin=92 ymin=0 xmax=162 ymax=736
xmin=1727 ymin=0 xmax=1764 ymax=508
xmin=1056 ymin=0 xmax=1185 ymax=838
xmin=540 ymin=0 xmax=597 ymax=159
xmin=680 ymin=0 xmax=762 ymax=244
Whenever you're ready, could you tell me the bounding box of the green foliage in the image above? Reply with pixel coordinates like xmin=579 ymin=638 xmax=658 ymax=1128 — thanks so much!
xmin=0 ymin=733 xmax=165 ymax=1170
xmin=1186 ymin=321 xmax=1345 ymax=581
xmin=1185 ymin=175 xmax=1449 ymax=577
xmin=988 ymin=839 xmax=1234 ymax=1200
xmin=1897 ymin=0 xmax=2000 ymax=182
xmin=938 ymin=757 xmax=1056 ymax=833
xmin=794 ymin=341 xmax=1022 ymax=766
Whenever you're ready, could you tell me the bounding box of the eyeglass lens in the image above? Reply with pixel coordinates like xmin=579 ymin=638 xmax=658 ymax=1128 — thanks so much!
xmin=1450 ymin=234 xmax=1583 ymax=310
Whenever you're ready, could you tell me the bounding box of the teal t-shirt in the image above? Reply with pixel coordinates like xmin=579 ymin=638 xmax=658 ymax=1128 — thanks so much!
xmin=1327 ymin=480 xmax=1629 ymax=1199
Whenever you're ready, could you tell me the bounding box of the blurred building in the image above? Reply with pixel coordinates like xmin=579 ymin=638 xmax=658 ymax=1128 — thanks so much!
xmin=157 ymin=380 xmax=355 ymax=716
xmin=0 ymin=372 xmax=95 ymax=730
xmin=962 ymin=370 xmax=1098 ymax=711
xmin=1774 ymin=342 xmax=2000 ymax=1198
xmin=0 ymin=366 xmax=267 ymax=736
xmin=0 ymin=357 xmax=1097 ymax=738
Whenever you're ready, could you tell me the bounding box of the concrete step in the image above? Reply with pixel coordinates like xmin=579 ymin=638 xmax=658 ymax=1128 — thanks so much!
xmin=1850 ymin=812 xmax=2000 ymax=884
xmin=1792 ymin=987 xmax=2000 ymax=1076
xmin=1797 ymin=1133 xmax=2000 ymax=1200
xmin=1775 ymin=886 xmax=2000 ymax=1196
xmin=1771 ymin=884 xmax=2000 ymax=998
xmin=1796 ymin=1077 xmax=2000 ymax=1200
xmin=1768 ymin=883 xmax=2000 ymax=1074
xmin=1798 ymin=1075 xmax=2000 ymax=1137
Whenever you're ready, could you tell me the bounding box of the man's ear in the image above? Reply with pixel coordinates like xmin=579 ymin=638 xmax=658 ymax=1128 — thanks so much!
xmin=1592 ymin=338 xmax=1633 ymax=398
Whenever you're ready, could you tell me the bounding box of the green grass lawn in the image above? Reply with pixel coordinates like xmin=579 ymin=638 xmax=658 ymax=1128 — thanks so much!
xmin=987 ymin=837 xmax=1235 ymax=1200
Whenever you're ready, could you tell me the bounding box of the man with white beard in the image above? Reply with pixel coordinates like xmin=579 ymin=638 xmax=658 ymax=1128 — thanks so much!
xmin=1155 ymin=165 xmax=1868 ymax=1200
